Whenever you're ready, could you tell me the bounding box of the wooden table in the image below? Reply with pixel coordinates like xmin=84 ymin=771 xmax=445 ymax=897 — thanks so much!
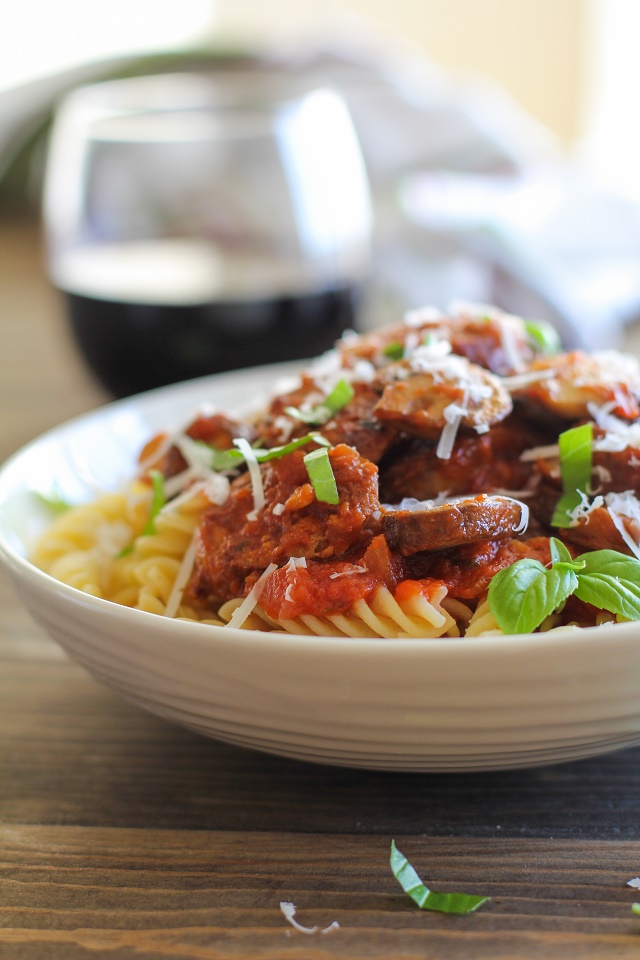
xmin=3 ymin=219 xmax=640 ymax=960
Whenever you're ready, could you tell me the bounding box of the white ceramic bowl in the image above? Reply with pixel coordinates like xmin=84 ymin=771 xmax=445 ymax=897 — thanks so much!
xmin=2 ymin=363 xmax=640 ymax=772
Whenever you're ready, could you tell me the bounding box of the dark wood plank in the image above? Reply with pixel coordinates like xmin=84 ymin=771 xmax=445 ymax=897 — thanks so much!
xmin=2 ymin=828 xmax=640 ymax=959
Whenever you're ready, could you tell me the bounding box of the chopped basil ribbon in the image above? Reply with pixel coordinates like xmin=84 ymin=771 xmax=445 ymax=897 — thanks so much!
xmin=524 ymin=318 xmax=561 ymax=354
xmin=141 ymin=469 xmax=166 ymax=536
xmin=632 ymin=903 xmax=640 ymax=917
xmin=208 ymin=432 xmax=331 ymax=472
xmin=117 ymin=469 xmax=165 ymax=557
xmin=303 ymin=447 xmax=340 ymax=504
xmin=551 ymin=422 xmax=594 ymax=528
xmin=34 ymin=489 xmax=72 ymax=515
xmin=382 ymin=341 xmax=404 ymax=361
xmin=390 ymin=840 xmax=489 ymax=915
xmin=284 ymin=378 xmax=355 ymax=426
xmin=487 ymin=539 xmax=640 ymax=634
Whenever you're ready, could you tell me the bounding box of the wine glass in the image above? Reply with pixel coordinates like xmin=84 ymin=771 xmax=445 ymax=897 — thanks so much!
xmin=42 ymin=70 xmax=372 ymax=397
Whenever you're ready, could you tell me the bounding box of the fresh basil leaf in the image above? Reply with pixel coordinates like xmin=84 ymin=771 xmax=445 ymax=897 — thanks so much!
xmin=549 ymin=537 xmax=586 ymax=573
xmin=382 ymin=341 xmax=404 ymax=361
xmin=552 ymin=423 xmax=593 ymax=528
xmin=488 ymin=558 xmax=578 ymax=634
xmin=550 ymin=537 xmax=573 ymax=565
xmin=632 ymin=902 xmax=640 ymax=917
xmin=573 ymin=549 xmax=640 ymax=620
xmin=390 ymin=841 xmax=489 ymax=914
xmin=524 ymin=318 xmax=561 ymax=354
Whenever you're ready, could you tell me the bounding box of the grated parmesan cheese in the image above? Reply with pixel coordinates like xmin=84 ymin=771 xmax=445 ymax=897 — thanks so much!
xmin=279 ymin=901 xmax=340 ymax=936
xmin=605 ymin=491 xmax=640 ymax=559
xmin=273 ymin=502 xmax=286 ymax=516
xmin=501 ymin=368 xmax=556 ymax=391
xmin=233 ymin=437 xmax=264 ymax=521
xmin=496 ymin=315 xmax=527 ymax=374
xmin=272 ymin=415 xmax=295 ymax=443
xmin=592 ymin=411 xmax=640 ymax=453
xmin=566 ymin=491 xmax=604 ymax=526
xmin=164 ymin=529 xmax=200 ymax=619
xmin=338 ymin=328 xmax=359 ymax=345
xmin=519 ymin=443 xmax=560 ymax=462
xmin=590 ymin=350 xmax=640 ymax=384
xmin=351 ymin=359 xmax=376 ymax=383
xmin=436 ymin=411 xmax=463 ymax=459
xmin=137 ymin=432 xmax=176 ymax=477
xmin=403 ymin=305 xmax=444 ymax=328
xmin=285 ymin=556 xmax=307 ymax=571
xmin=329 ymin=564 xmax=367 ymax=579
xmin=513 ymin=500 xmax=530 ymax=533
xmin=388 ymin=494 xmax=451 ymax=511
xmin=310 ymin=349 xmax=374 ymax=392
xmin=226 ymin=563 xmax=277 ymax=629
xmin=436 ymin=389 xmax=471 ymax=460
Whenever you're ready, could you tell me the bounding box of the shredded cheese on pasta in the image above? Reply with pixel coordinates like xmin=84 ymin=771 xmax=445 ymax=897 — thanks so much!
xmin=226 ymin=563 xmax=277 ymax=629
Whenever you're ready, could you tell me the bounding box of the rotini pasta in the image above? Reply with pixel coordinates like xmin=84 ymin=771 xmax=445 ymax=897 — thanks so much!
xmin=34 ymin=484 xmax=213 ymax=620
xmin=218 ymin=584 xmax=458 ymax=638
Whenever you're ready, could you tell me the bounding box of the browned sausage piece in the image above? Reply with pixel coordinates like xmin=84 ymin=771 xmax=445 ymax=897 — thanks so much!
xmin=381 ymin=495 xmax=529 ymax=556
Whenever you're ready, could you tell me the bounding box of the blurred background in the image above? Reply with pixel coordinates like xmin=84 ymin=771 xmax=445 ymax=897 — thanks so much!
xmin=2 ymin=0 xmax=640 ymax=399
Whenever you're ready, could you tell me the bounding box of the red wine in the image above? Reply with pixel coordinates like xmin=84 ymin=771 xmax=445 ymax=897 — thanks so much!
xmin=53 ymin=242 xmax=363 ymax=397
xmin=63 ymin=286 xmax=360 ymax=398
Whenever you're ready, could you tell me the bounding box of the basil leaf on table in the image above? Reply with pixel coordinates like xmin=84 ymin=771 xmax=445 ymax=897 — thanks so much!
xmin=390 ymin=841 xmax=489 ymax=914
xmin=487 ymin=558 xmax=578 ymax=635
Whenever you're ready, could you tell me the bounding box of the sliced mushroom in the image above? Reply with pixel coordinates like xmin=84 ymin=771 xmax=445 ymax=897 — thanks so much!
xmin=382 ymin=494 xmax=529 ymax=556
xmin=512 ymin=350 xmax=640 ymax=421
xmin=373 ymin=356 xmax=512 ymax=440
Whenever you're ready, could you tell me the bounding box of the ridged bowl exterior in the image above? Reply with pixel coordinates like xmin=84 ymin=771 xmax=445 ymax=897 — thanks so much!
xmin=2 ymin=366 xmax=640 ymax=771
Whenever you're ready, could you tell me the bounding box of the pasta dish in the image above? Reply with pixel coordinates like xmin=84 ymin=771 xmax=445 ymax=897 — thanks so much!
xmin=33 ymin=302 xmax=640 ymax=638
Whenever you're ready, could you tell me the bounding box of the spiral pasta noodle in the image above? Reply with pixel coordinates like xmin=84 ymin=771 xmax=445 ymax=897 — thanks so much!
xmin=33 ymin=484 xmax=223 ymax=622
xmin=219 ymin=583 xmax=458 ymax=639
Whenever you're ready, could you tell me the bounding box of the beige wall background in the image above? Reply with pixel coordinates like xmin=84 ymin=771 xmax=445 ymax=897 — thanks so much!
xmin=3 ymin=1 xmax=637 ymax=192
xmin=213 ymin=0 xmax=590 ymax=145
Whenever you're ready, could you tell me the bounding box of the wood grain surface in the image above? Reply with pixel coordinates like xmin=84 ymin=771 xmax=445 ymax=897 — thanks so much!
xmin=2 ymin=220 xmax=640 ymax=959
